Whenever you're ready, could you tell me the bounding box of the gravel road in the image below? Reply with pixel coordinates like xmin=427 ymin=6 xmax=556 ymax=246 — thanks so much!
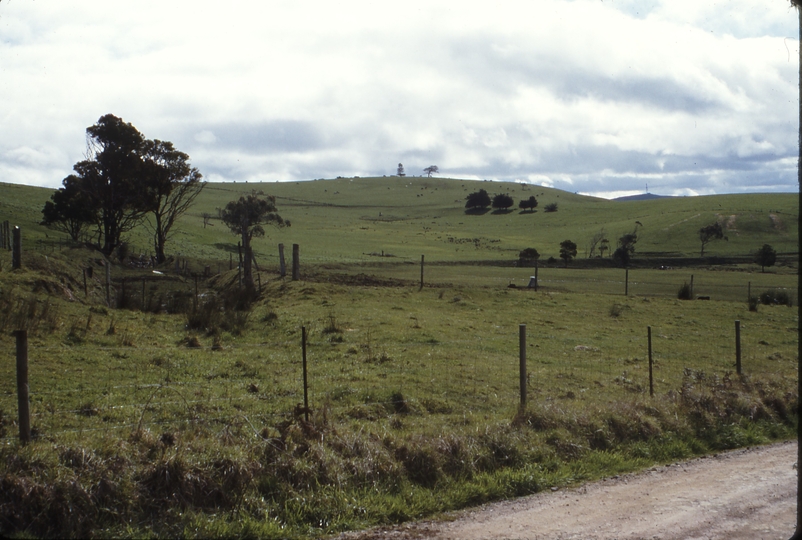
xmin=339 ymin=440 xmax=798 ymax=540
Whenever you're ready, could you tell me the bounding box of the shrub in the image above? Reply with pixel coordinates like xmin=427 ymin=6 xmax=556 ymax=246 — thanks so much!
xmin=759 ymin=289 xmax=792 ymax=307
xmin=748 ymin=295 xmax=759 ymax=312
xmin=544 ymin=202 xmax=558 ymax=212
xmin=677 ymin=282 xmax=692 ymax=300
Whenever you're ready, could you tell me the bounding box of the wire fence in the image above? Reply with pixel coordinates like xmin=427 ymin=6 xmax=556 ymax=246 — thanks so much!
xmin=1 ymin=317 xmax=794 ymax=445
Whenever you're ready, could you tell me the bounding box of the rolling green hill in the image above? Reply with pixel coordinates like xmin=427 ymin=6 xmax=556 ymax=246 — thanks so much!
xmin=2 ymin=177 xmax=797 ymax=269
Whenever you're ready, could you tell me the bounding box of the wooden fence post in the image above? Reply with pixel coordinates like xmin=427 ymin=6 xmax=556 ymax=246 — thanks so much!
xmin=735 ymin=320 xmax=742 ymax=375
xmin=646 ymin=326 xmax=654 ymax=396
xmin=519 ymin=324 xmax=527 ymax=407
xmin=690 ymin=274 xmax=694 ymax=298
xmin=302 ymin=326 xmax=309 ymax=422
xmin=16 ymin=330 xmax=31 ymax=444
xmin=420 ymin=255 xmax=424 ymax=290
xmin=12 ymin=226 xmax=21 ymax=270
xmin=83 ymin=268 xmax=88 ymax=297
xmin=292 ymin=244 xmax=300 ymax=281
xmin=279 ymin=243 xmax=286 ymax=277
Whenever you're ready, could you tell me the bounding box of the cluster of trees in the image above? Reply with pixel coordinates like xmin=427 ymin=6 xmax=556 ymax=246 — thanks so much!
xmin=41 ymin=114 xmax=289 ymax=292
xmin=41 ymin=114 xmax=204 ymax=263
xmin=465 ymin=189 xmax=555 ymax=213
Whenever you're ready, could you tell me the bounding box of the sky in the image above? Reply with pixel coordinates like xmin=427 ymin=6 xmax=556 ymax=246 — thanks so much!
xmin=0 ymin=0 xmax=800 ymax=199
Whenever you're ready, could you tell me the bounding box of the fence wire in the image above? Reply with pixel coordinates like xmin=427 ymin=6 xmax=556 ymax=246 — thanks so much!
xmin=1 ymin=318 xmax=794 ymax=444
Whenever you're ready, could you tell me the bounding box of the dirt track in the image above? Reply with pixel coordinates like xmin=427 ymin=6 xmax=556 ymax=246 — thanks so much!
xmin=340 ymin=441 xmax=798 ymax=540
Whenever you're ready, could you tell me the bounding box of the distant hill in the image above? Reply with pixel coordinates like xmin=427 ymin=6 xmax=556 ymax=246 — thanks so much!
xmin=0 ymin=178 xmax=796 ymax=262
xmin=613 ymin=193 xmax=673 ymax=202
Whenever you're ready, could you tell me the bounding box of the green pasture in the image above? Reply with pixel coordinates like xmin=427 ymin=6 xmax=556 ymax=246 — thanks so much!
xmin=0 ymin=178 xmax=798 ymax=538
xmin=2 ymin=178 xmax=798 ymax=270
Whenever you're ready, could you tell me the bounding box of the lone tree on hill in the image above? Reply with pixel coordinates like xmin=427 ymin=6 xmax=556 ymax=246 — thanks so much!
xmin=222 ymin=191 xmax=289 ymax=291
xmin=518 ymin=196 xmax=538 ymax=212
xmin=492 ymin=193 xmax=514 ymax=211
xmin=397 ymin=163 xmax=406 ymax=177
xmin=559 ymin=240 xmax=577 ymax=267
xmin=698 ymin=222 xmax=726 ymax=257
xmin=465 ymin=189 xmax=491 ymax=211
xmin=754 ymin=244 xmax=777 ymax=272
xmin=423 ymin=165 xmax=439 ymax=177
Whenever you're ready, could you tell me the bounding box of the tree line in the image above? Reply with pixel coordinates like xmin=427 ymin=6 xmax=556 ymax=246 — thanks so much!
xmin=465 ymin=189 xmax=557 ymax=213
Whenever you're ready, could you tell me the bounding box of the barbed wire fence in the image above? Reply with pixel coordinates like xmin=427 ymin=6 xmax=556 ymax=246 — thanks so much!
xmin=1 ymin=314 xmax=792 ymax=446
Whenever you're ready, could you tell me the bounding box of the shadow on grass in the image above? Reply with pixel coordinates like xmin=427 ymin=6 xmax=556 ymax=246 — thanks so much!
xmin=464 ymin=208 xmax=491 ymax=215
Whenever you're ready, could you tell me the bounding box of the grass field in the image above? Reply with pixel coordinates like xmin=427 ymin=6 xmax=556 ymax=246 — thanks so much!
xmin=0 ymin=178 xmax=798 ymax=538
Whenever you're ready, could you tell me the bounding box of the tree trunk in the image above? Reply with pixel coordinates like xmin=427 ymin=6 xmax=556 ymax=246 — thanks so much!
xmin=154 ymin=214 xmax=166 ymax=264
xmin=241 ymin=232 xmax=254 ymax=290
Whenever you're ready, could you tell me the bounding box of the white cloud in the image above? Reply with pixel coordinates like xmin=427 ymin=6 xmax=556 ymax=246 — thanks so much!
xmin=0 ymin=0 xmax=798 ymax=197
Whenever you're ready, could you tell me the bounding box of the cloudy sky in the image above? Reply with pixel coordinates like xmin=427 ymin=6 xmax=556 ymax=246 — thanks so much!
xmin=1 ymin=0 xmax=800 ymax=198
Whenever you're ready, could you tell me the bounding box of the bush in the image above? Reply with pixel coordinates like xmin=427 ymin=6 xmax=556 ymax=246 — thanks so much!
xmin=677 ymin=282 xmax=692 ymax=300
xmin=748 ymin=295 xmax=759 ymax=312
xmin=544 ymin=202 xmax=558 ymax=212
xmin=759 ymin=289 xmax=792 ymax=307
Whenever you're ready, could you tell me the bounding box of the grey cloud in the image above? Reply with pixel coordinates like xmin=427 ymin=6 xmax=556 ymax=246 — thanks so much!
xmin=206 ymin=120 xmax=328 ymax=154
xmin=448 ymin=37 xmax=721 ymax=113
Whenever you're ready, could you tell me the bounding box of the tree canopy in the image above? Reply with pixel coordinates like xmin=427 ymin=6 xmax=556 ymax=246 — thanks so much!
xmin=612 ymin=231 xmax=638 ymax=267
xmin=518 ymin=247 xmax=540 ymax=266
xmin=559 ymin=240 xmax=577 ymax=267
xmin=423 ymin=165 xmax=439 ymax=177
xmin=491 ymin=193 xmax=514 ymax=211
xmin=41 ymin=174 xmax=98 ymax=241
xmin=518 ymin=196 xmax=538 ymax=212
xmin=698 ymin=222 xmax=726 ymax=257
xmin=465 ymin=189 xmax=491 ymax=210
xmin=753 ymin=244 xmax=777 ymax=272
xmin=142 ymin=139 xmax=204 ymax=263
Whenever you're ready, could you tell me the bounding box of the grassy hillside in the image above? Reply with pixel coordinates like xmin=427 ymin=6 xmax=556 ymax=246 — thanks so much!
xmin=2 ymin=178 xmax=797 ymax=270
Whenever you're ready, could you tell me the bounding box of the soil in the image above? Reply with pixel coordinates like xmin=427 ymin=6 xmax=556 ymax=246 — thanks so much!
xmin=338 ymin=441 xmax=798 ymax=540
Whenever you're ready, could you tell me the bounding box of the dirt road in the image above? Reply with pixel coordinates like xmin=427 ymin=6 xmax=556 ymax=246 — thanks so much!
xmin=341 ymin=441 xmax=798 ymax=540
